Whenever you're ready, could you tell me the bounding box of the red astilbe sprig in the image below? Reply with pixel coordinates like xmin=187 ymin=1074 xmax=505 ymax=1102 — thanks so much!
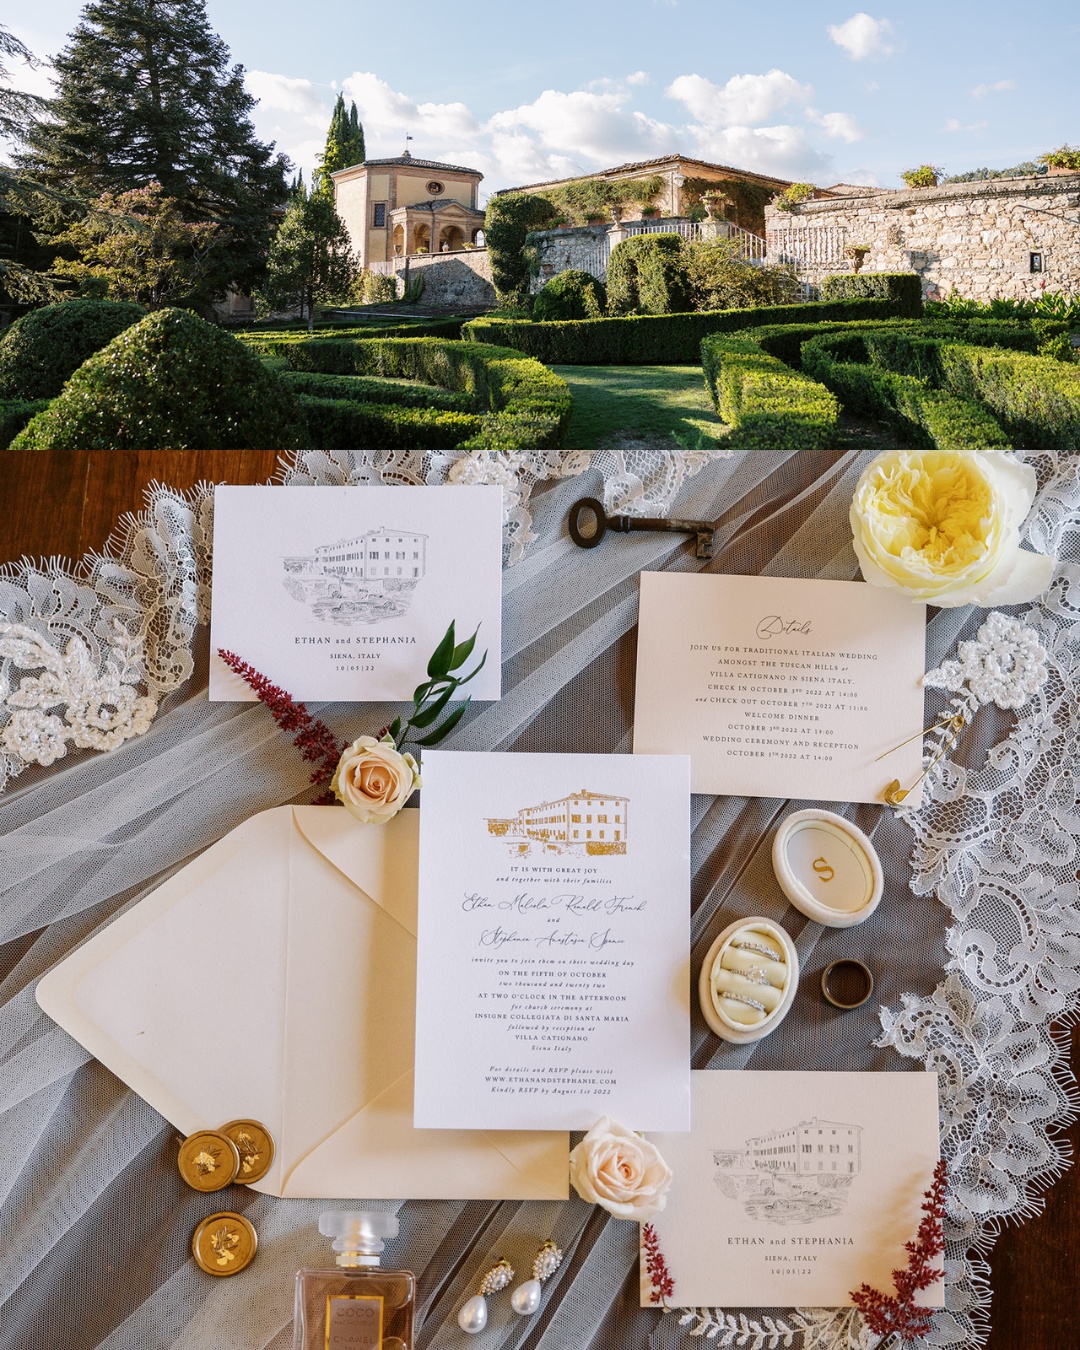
xmin=217 ymin=650 xmax=345 ymax=802
xmin=642 ymin=1222 xmax=675 ymax=1308
xmin=851 ymin=1158 xmax=948 ymax=1343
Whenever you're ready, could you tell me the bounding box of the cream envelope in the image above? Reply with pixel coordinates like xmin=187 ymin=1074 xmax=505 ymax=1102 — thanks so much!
xmin=35 ymin=806 xmax=568 ymax=1199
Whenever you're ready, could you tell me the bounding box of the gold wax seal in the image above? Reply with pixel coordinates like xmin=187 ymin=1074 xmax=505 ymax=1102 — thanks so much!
xmin=220 ymin=1119 xmax=276 ymax=1185
xmin=191 ymin=1211 xmax=258 ymax=1277
xmin=177 ymin=1129 xmax=241 ymax=1192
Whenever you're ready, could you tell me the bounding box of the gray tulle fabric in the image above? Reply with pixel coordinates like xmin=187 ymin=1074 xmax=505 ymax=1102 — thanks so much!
xmin=0 ymin=450 xmax=1075 ymax=1350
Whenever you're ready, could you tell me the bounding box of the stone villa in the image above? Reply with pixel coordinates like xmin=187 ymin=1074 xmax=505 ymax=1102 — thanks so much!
xmin=328 ymin=145 xmax=1080 ymax=307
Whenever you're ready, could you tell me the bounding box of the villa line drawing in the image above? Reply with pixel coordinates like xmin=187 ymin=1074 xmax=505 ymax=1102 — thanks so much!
xmin=711 ymin=1116 xmax=863 ymax=1225
xmin=282 ymin=527 xmax=428 ymax=626
xmin=486 ymin=790 xmax=629 ymax=857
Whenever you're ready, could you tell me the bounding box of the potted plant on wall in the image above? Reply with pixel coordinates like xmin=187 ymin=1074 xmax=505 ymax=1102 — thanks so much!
xmin=773 ymin=182 xmax=816 ymax=213
xmin=900 ymin=164 xmax=944 ymax=189
xmin=1038 ymin=145 xmax=1080 ymax=175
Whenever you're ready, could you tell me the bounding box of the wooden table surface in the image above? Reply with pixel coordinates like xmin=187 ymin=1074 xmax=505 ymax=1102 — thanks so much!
xmin=1 ymin=449 xmax=1076 ymax=1348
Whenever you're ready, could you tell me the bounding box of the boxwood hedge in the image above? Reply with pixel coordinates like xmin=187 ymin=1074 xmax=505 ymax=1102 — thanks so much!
xmin=0 ymin=298 xmax=146 ymax=400
xmin=800 ymin=327 xmax=1080 ymax=448
xmin=266 ymin=336 xmax=572 ymax=450
xmin=12 ymin=309 xmax=307 ymax=450
xmin=0 ymin=398 xmax=51 ymax=449
xmin=463 ymin=297 xmax=900 ymax=365
xmin=280 ymin=369 xmax=478 ymax=412
xmin=819 ymin=272 xmax=923 ymax=319
xmin=801 ymin=336 xmax=1011 ymax=449
xmin=701 ymin=335 xmax=839 ymax=449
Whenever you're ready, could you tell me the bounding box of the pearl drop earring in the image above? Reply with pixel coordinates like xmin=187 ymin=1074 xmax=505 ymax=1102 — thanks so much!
xmin=511 ymin=1239 xmax=563 ymax=1316
xmin=457 ymin=1257 xmax=514 ymax=1335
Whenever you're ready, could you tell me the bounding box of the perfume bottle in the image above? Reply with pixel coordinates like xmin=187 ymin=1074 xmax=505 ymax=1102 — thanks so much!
xmin=294 ymin=1211 xmax=415 ymax=1350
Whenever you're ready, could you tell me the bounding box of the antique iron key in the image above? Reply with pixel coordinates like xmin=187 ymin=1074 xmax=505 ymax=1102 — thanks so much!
xmin=567 ymin=497 xmax=715 ymax=559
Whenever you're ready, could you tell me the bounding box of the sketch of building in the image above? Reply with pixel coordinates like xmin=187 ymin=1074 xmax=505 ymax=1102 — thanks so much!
xmin=486 ymin=790 xmax=629 ymax=856
xmin=282 ymin=527 xmax=427 ymax=625
xmin=712 ymin=1117 xmax=862 ymax=1225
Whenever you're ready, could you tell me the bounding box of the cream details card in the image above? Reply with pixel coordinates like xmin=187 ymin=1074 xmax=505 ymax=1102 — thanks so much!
xmin=633 ymin=573 xmax=926 ymax=803
xmin=414 ymin=751 xmax=692 ymax=1132
xmin=641 ymin=1071 xmax=943 ymax=1309
xmin=209 ymin=485 xmax=503 ymax=702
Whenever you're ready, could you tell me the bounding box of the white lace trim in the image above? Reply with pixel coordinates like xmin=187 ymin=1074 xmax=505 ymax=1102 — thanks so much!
xmin=0 ymin=446 xmax=717 ymax=789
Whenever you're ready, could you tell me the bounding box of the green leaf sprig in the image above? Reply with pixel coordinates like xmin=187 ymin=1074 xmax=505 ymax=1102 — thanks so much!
xmin=386 ymin=621 xmax=487 ymax=752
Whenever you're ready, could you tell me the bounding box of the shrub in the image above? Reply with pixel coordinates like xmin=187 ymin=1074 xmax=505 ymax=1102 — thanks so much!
xmin=280 ymin=369 xmax=478 ymax=412
xmin=801 ymin=338 xmax=1010 ymax=449
xmin=241 ymin=316 xmax=466 ymax=347
xmin=701 ymin=335 xmax=839 ymax=449
xmin=938 ymin=345 xmax=1080 ymax=449
xmin=0 ymin=298 xmax=146 ymax=400
xmin=606 ymin=233 xmax=690 ymax=315
xmin=687 ymin=238 xmax=800 ymax=311
xmin=463 ymin=297 xmax=900 ymax=365
xmin=532 ymin=269 xmax=607 ymax=321
xmin=11 ymin=308 xmax=308 ymax=450
xmin=484 ymin=192 xmax=557 ymax=305
xmin=773 ymin=182 xmax=816 ymax=212
xmin=0 ymin=398 xmax=51 ymax=448
xmin=820 ymin=272 xmax=923 ymax=319
xmin=296 ymin=397 xmax=482 ymax=450
xmin=268 ymin=335 xmax=571 ymax=450
xmin=900 ymin=165 xmax=944 ymax=188
xmin=1038 ymin=144 xmax=1080 ymax=171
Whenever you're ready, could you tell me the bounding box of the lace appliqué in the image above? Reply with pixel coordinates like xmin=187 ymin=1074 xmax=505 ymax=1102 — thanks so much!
xmin=923 ymin=610 xmax=1049 ymax=711
xmin=0 ymin=622 xmax=157 ymax=768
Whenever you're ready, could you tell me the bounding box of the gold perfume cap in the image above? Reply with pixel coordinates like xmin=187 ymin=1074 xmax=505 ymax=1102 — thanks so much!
xmin=191 ymin=1211 xmax=258 ymax=1277
xmin=220 ymin=1120 xmax=276 ymax=1185
xmin=177 ymin=1130 xmax=241 ymax=1192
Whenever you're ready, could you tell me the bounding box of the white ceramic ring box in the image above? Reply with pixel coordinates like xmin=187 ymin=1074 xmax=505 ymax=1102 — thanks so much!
xmin=698 ymin=917 xmax=799 ymax=1044
xmin=772 ymin=809 xmax=883 ymax=929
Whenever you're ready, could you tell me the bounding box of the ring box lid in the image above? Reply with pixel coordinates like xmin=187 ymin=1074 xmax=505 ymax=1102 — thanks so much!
xmin=772 ymin=810 xmax=883 ymax=929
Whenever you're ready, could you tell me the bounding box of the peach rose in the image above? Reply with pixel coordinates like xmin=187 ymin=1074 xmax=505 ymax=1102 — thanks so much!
xmin=331 ymin=735 xmax=420 ymax=824
xmin=568 ymin=1116 xmax=673 ymax=1221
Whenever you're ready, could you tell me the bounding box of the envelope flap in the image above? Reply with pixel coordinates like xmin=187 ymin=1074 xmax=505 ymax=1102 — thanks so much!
xmin=292 ymin=806 xmax=418 ymax=936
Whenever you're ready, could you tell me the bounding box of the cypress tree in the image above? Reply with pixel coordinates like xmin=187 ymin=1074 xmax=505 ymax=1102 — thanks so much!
xmin=20 ymin=0 xmax=289 ymax=301
xmin=314 ymin=95 xmax=365 ymax=198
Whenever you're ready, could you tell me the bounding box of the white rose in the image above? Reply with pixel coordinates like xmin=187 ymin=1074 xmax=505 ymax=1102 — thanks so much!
xmin=849 ymin=450 xmax=1055 ymax=608
xmin=331 ymin=735 xmax=420 ymax=824
xmin=568 ymin=1116 xmax=673 ymax=1221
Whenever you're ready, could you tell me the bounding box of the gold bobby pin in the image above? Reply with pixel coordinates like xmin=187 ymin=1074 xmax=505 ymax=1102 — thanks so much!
xmin=878 ymin=712 xmax=966 ymax=806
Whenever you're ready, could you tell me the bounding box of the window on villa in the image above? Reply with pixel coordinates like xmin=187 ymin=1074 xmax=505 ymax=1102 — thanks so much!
xmin=373 ymin=203 xmax=386 ymax=227
xmin=1030 ymin=252 xmax=1043 ymax=273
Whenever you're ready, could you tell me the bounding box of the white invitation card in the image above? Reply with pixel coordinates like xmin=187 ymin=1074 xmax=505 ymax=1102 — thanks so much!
xmin=641 ymin=1071 xmax=943 ymax=1309
xmin=633 ymin=573 xmax=927 ymax=804
xmin=209 ymin=485 xmax=503 ymax=702
xmin=414 ymin=751 xmax=692 ymax=1132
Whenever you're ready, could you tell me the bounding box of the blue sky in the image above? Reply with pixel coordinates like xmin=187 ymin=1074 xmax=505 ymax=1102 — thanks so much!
xmin=7 ymin=1 xmax=1079 ymax=197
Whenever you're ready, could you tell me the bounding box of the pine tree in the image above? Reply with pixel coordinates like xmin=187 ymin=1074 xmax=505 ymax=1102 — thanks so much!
xmin=20 ymin=0 xmax=289 ymax=302
xmin=314 ymin=94 xmax=365 ymax=198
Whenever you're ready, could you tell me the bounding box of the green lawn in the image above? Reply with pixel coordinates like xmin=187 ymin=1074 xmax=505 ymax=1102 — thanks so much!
xmin=551 ymin=364 xmax=725 ymax=449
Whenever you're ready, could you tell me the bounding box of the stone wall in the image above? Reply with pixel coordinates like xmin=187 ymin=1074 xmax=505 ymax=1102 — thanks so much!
xmin=765 ymin=173 xmax=1080 ymax=301
xmin=381 ymin=248 xmax=495 ymax=306
xmin=529 ymin=225 xmax=612 ymax=292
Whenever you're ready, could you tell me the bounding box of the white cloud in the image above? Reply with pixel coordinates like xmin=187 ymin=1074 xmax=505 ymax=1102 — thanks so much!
xmin=829 ymin=167 xmax=882 ymax=187
xmin=809 ymin=110 xmax=865 ymax=142
xmin=828 ymin=13 xmax=895 ymax=60
xmin=945 ymin=118 xmax=988 ymax=134
xmin=665 ymin=70 xmax=813 ymax=127
xmin=686 ymin=124 xmax=833 ymax=179
xmin=488 ymin=87 xmax=674 ymax=167
xmin=242 ymin=66 xmax=846 ymax=194
xmin=971 ymin=79 xmax=1016 ymax=98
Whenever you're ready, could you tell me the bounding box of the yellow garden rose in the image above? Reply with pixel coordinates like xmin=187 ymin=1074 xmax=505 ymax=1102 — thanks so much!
xmin=850 ymin=451 xmax=1055 ymax=607
xmin=331 ymin=735 xmax=420 ymax=824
